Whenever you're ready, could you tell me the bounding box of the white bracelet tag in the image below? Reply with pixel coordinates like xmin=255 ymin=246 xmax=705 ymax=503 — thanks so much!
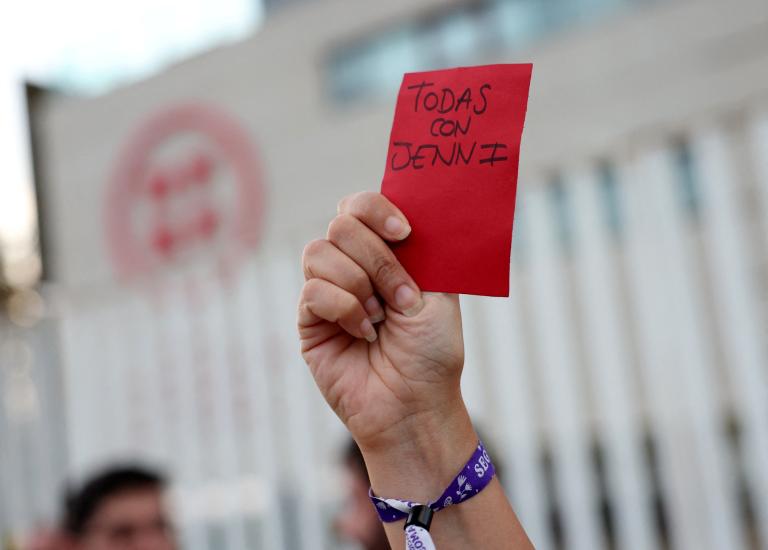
xmin=405 ymin=525 xmax=436 ymax=550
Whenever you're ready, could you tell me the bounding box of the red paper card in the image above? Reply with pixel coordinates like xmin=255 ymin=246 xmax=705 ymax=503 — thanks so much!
xmin=381 ymin=64 xmax=532 ymax=297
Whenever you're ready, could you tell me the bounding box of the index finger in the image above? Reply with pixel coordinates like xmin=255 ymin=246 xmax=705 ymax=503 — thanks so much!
xmin=337 ymin=192 xmax=411 ymax=242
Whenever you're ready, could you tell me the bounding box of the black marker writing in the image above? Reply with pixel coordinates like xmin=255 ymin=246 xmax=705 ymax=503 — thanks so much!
xmin=392 ymin=80 xmax=506 ymax=172
xmin=408 ymin=82 xmax=492 ymax=114
xmin=407 ymin=81 xmax=435 ymax=112
xmin=474 ymin=84 xmax=491 ymax=114
xmin=479 ymin=142 xmax=508 ymax=165
xmin=391 ymin=141 xmax=477 ymax=170
xmin=429 ymin=116 xmax=472 ymax=138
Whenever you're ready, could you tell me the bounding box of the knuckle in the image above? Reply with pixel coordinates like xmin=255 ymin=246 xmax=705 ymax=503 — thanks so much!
xmin=348 ymin=191 xmax=379 ymax=218
xmin=371 ymin=254 xmax=401 ymax=287
xmin=302 ymin=238 xmax=326 ymax=263
xmin=301 ymin=278 xmax=323 ymax=301
xmin=301 ymin=239 xmax=326 ymax=278
xmin=297 ymin=295 xmax=311 ymax=320
xmin=340 ymin=292 xmax=361 ymax=317
xmin=326 ymin=213 xmax=356 ymax=243
xmin=336 ymin=193 xmax=358 ymax=214
xmin=348 ymin=267 xmax=372 ymax=298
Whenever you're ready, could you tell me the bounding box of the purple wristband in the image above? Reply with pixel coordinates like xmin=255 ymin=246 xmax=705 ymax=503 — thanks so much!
xmin=369 ymin=440 xmax=496 ymax=523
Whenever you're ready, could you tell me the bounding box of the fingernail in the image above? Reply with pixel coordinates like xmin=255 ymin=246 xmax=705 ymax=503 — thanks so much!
xmin=360 ymin=318 xmax=377 ymax=342
xmin=395 ymin=285 xmax=423 ymax=317
xmin=364 ymin=296 xmax=386 ymax=324
xmin=385 ymin=216 xmax=411 ymax=239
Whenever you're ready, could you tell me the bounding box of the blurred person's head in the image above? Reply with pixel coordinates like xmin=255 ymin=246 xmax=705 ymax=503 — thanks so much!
xmin=335 ymin=440 xmax=388 ymax=550
xmin=62 ymin=465 xmax=175 ymax=550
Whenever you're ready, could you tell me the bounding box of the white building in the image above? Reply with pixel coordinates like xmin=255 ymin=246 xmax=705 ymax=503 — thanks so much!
xmin=2 ymin=0 xmax=768 ymax=548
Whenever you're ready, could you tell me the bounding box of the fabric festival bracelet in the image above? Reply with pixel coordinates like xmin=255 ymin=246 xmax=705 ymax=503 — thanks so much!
xmin=368 ymin=441 xmax=496 ymax=550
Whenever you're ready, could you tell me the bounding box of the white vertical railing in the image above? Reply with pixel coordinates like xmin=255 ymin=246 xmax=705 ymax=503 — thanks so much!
xmin=265 ymin=254 xmax=327 ymax=548
xmin=59 ymin=306 xmax=104 ymax=474
xmin=692 ymin=128 xmax=768 ymax=548
xmin=7 ymin=118 xmax=768 ymax=549
xmin=235 ymin=260 xmax=287 ymax=550
xmin=460 ymin=295 xmax=494 ymax=427
xmin=120 ymin=295 xmax=164 ymax=462
xmin=567 ymin=166 xmax=656 ymax=550
xmin=477 ymin=276 xmax=553 ymax=550
xmin=117 ymin=297 xmax=157 ymax=460
xmin=0 ymin=327 xmax=35 ymax=534
xmin=525 ymin=185 xmax=606 ymax=550
xmin=620 ymin=148 xmax=744 ymax=550
xmin=203 ymin=274 xmax=248 ymax=550
xmin=620 ymin=150 xmax=698 ymax=550
xmin=751 ymin=111 xmax=768 ymax=241
xmin=26 ymin=321 xmax=62 ymax=524
xmin=157 ymin=278 xmax=208 ymax=550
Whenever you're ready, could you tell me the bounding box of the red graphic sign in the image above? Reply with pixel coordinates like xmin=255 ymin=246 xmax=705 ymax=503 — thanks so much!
xmin=381 ymin=64 xmax=532 ymax=297
xmin=106 ymin=103 xmax=265 ymax=280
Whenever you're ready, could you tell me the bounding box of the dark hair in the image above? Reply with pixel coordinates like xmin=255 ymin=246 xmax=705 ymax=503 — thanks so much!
xmin=63 ymin=464 xmax=166 ymax=536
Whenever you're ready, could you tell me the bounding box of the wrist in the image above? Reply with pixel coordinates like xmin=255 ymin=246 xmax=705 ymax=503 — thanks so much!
xmin=359 ymin=396 xmax=477 ymax=503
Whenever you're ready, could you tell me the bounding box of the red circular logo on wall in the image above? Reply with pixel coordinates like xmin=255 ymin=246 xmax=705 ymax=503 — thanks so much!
xmin=106 ymin=103 xmax=265 ymax=280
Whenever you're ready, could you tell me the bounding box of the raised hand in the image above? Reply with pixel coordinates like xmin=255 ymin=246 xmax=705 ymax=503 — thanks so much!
xmin=298 ymin=191 xmax=464 ymax=454
xmin=297 ymin=191 xmax=531 ymax=549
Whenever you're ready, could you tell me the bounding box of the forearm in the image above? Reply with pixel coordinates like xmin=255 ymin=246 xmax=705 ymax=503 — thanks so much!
xmin=359 ymin=397 xmax=533 ymax=549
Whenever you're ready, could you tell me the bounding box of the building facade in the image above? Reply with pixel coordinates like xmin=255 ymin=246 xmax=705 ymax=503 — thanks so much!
xmin=3 ymin=0 xmax=768 ymax=548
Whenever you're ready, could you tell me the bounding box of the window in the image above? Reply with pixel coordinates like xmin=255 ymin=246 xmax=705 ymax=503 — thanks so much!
xmin=328 ymin=28 xmax=423 ymax=103
xmin=597 ymin=162 xmax=623 ymax=239
xmin=672 ymin=140 xmax=700 ymax=219
xmin=549 ymin=176 xmax=574 ymax=256
xmin=327 ymin=0 xmax=655 ymax=105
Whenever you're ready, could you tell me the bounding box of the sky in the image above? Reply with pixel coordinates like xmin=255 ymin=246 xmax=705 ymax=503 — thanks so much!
xmin=0 ymin=0 xmax=263 ymax=285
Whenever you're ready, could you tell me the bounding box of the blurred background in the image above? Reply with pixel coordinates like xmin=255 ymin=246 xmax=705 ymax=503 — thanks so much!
xmin=1 ymin=0 xmax=768 ymax=549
